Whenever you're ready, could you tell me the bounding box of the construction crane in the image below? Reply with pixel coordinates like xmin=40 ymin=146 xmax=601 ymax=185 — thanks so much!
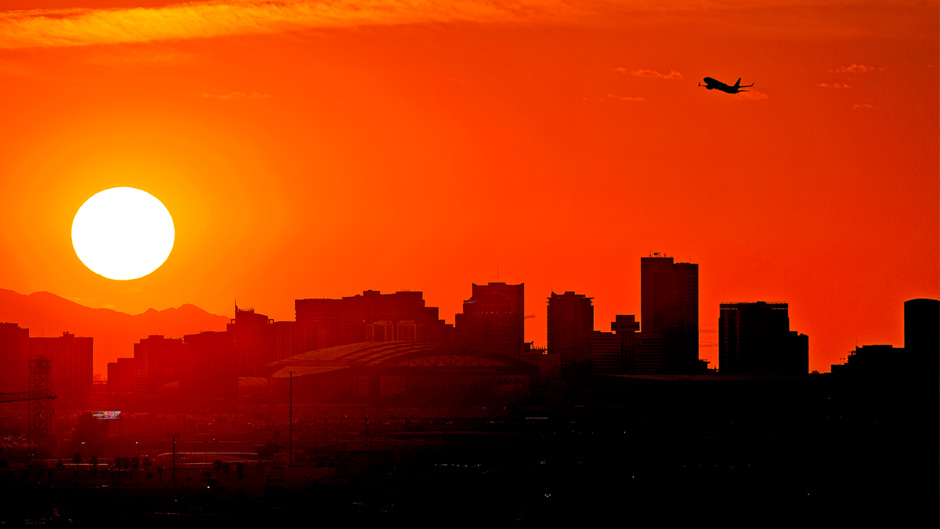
xmin=0 ymin=389 xmax=56 ymax=404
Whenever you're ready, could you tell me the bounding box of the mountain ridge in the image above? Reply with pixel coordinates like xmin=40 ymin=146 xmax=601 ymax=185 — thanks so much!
xmin=0 ymin=288 xmax=230 ymax=376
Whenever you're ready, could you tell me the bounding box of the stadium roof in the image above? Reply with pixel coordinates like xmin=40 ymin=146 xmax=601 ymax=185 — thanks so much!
xmin=268 ymin=341 xmax=535 ymax=379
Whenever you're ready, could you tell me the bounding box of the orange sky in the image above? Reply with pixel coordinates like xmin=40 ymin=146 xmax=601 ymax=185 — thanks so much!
xmin=1 ymin=0 xmax=937 ymax=374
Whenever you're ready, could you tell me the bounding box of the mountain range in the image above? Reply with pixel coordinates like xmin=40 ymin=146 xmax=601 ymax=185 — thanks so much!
xmin=0 ymin=288 xmax=230 ymax=377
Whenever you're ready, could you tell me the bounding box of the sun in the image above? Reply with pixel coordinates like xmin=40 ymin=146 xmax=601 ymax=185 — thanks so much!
xmin=71 ymin=187 xmax=175 ymax=280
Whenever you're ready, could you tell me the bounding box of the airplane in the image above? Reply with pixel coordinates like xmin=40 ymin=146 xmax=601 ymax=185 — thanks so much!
xmin=699 ymin=77 xmax=754 ymax=94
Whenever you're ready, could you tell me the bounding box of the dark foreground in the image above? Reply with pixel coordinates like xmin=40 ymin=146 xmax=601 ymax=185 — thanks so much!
xmin=1 ymin=375 xmax=934 ymax=527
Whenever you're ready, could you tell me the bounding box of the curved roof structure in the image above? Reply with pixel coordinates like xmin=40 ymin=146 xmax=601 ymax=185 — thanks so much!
xmin=268 ymin=341 xmax=535 ymax=379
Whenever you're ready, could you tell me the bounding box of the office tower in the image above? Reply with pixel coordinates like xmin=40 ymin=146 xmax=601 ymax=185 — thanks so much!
xmin=640 ymin=254 xmax=699 ymax=373
xmin=0 ymin=323 xmax=29 ymax=392
xmin=547 ymin=291 xmax=594 ymax=369
xmin=719 ymin=302 xmax=808 ymax=375
xmin=457 ymin=282 xmax=525 ymax=359
xmin=29 ymin=332 xmax=93 ymax=405
xmin=904 ymin=298 xmax=939 ymax=356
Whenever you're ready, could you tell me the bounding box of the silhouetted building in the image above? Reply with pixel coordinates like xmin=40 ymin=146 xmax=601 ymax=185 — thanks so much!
xmin=295 ymin=290 xmax=452 ymax=353
xmin=831 ymin=298 xmax=939 ymax=378
xmin=456 ymin=283 xmax=525 ymax=360
xmin=227 ymin=306 xmax=293 ymax=377
xmin=591 ymin=330 xmax=620 ymax=374
xmin=633 ymin=334 xmax=663 ymax=374
xmin=107 ymin=357 xmax=137 ymax=395
xmin=904 ymin=298 xmax=939 ymax=357
xmin=547 ymin=292 xmax=594 ymax=370
xmin=182 ymin=331 xmax=237 ymax=407
xmin=133 ymin=335 xmax=185 ymax=395
xmin=29 ymin=332 xmax=93 ymax=405
xmin=638 ymin=254 xmax=699 ymax=373
xmin=0 ymin=322 xmax=29 ymax=392
xmin=611 ymin=314 xmax=641 ymax=373
xmin=830 ymin=344 xmax=902 ymax=377
xmin=719 ymin=302 xmax=808 ymax=375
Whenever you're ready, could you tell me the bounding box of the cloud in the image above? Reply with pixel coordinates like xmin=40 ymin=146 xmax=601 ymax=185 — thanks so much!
xmin=202 ymin=91 xmax=272 ymax=100
xmin=599 ymin=93 xmax=646 ymax=102
xmin=0 ymin=0 xmax=594 ymax=49
xmin=830 ymin=64 xmax=883 ymax=73
xmin=816 ymin=82 xmax=850 ymax=89
xmin=629 ymin=69 xmax=683 ymax=80
xmin=737 ymin=90 xmax=769 ymax=101
xmin=852 ymin=103 xmax=873 ymax=109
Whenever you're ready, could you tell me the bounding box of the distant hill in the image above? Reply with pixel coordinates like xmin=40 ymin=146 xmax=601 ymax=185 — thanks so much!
xmin=0 ymin=289 xmax=230 ymax=376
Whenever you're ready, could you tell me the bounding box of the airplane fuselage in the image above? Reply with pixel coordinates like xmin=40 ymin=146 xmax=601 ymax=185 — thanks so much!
xmin=701 ymin=77 xmax=752 ymax=94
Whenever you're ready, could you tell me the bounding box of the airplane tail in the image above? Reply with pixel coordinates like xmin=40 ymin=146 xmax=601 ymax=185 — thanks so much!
xmin=734 ymin=78 xmax=741 ymax=88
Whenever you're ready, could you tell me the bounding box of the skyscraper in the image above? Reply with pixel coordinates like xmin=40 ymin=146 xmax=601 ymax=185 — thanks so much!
xmin=719 ymin=302 xmax=808 ymax=375
xmin=640 ymin=254 xmax=699 ymax=373
xmin=457 ymin=282 xmax=525 ymax=359
xmin=547 ymin=291 xmax=594 ymax=369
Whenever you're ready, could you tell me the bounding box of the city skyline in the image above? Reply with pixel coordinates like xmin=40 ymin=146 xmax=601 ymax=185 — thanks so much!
xmin=0 ymin=3 xmax=935 ymax=523
xmin=0 ymin=255 xmax=932 ymax=375
xmin=0 ymin=1 xmax=936 ymax=374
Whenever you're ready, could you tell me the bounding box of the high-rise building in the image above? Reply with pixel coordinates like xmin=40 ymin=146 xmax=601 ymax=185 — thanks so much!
xmin=719 ymin=302 xmax=808 ymax=375
xmin=0 ymin=323 xmax=29 ymax=392
xmin=457 ymin=282 xmax=524 ymax=359
xmin=547 ymin=292 xmax=594 ymax=369
xmin=29 ymin=332 xmax=93 ymax=405
xmin=904 ymin=298 xmax=939 ymax=357
xmin=639 ymin=254 xmax=699 ymax=373
xmin=182 ymin=331 xmax=237 ymax=405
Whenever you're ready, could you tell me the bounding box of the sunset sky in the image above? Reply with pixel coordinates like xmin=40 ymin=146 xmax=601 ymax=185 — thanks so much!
xmin=1 ymin=0 xmax=936 ymax=374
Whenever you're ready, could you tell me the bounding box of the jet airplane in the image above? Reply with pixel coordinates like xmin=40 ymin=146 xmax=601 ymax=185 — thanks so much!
xmin=699 ymin=77 xmax=754 ymax=94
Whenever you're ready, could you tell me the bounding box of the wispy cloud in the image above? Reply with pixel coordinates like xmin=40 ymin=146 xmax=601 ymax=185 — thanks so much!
xmin=830 ymin=64 xmax=883 ymax=73
xmin=628 ymin=68 xmax=684 ymax=80
xmin=737 ymin=90 xmax=769 ymax=101
xmin=816 ymin=82 xmax=850 ymax=89
xmin=852 ymin=103 xmax=873 ymax=109
xmin=0 ymin=0 xmax=592 ymax=49
xmin=602 ymin=94 xmax=645 ymax=102
xmin=202 ymin=91 xmax=272 ymax=100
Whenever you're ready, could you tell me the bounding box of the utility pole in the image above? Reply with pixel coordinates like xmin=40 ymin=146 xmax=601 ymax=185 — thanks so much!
xmin=288 ymin=371 xmax=293 ymax=467
xmin=169 ymin=432 xmax=179 ymax=488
